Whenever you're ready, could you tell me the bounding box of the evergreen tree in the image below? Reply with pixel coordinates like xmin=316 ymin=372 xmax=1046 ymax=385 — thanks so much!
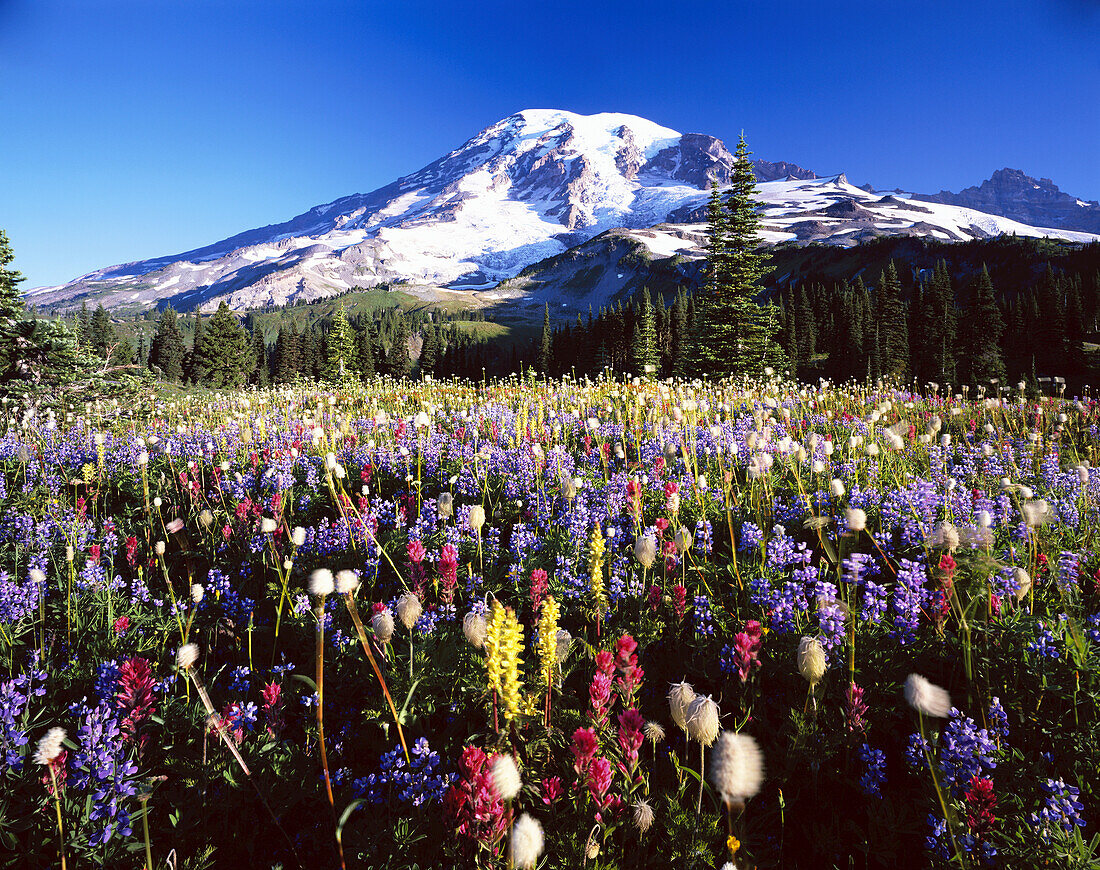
xmin=796 ymin=286 xmax=816 ymax=364
xmin=323 ymin=305 xmax=358 ymax=380
xmin=193 ymin=302 xmax=252 ymax=387
xmin=923 ymin=262 xmax=956 ymax=385
xmin=274 ymin=323 xmax=300 ymax=383
xmin=193 ymin=308 xmax=205 ymax=356
xmin=876 ymin=262 xmax=909 ymax=379
xmin=251 ymin=328 xmax=269 ymax=386
xmin=670 ymin=290 xmax=688 ymax=376
xmin=688 ymin=135 xmax=778 ymax=376
xmin=89 ymin=305 xmax=116 ymax=357
xmin=962 ymin=265 xmax=1005 ymax=385
xmin=358 ymin=322 xmax=377 ymax=378
xmin=298 ymin=327 xmax=319 ymax=379
xmin=630 ymin=287 xmax=658 ymax=376
xmin=387 ymin=312 xmax=411 ymax=378
xmin=537 ymin=304 xmax=552 ymax=375
xmin=149 ymin=306 xmax=185 ymax=382
xmin=419 ymin=323 xmax=439 ymax=376
xmin=77 ymin=302 xmax=90 ymax=348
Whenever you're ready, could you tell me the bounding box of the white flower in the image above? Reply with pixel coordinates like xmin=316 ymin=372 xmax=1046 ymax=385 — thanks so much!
xmin=468 ymin=505 xmax=486 ymax=533
xmin=1013 ymin=567 xmax=1032 ymax=601
xmin=335 ymin=570 xmax=360 ymax=594
xmin=154 ymin=541 xmax=165 ymax=556
xmin=199 ymin=509 xmax=214 ymax=529
xmin=830 ymin=478 xmax=845 ymax=498
xmin=309 ymin=569 xmax=335 ymax=596
xmin=709 ymin=732 xmax=764 ymax=809
xmin=260 ymin=517 xmax=278 ymax=534
xmin=34 ymin=727 xmax=67 ymax=766
xmin=190 ymin=584 xmax=204 ymax=604
xmin=929 ymin=521 xmax=959 ymax=551
xmin=510 ymin=813 xmax=544 ymax=869
xmin=29 ymin=568 xmax=46 ymax=585
xmin=673 ymin=526 xmax=692 ymax=554
xmin=166 ymin=518 xmax=184 ymax=534
xmin=1021 ymin=499 xmax=1051 ymax=527
xmin=797 ymin=636 xmax=826 ymax=686
xmin=685 ymin=694 xmax=720 ymax=746
xmin=291 ymin=526 xmax=307 ymax=547
xmin=491 ymin=753 xmax=522 ymax=801
xmin=904 ymin=673 xmax=951 ymax=718
xmin=177 ymin=643 xmax=199 ymax=669
xmin=396 ymin=592 xmax=422 ymax=630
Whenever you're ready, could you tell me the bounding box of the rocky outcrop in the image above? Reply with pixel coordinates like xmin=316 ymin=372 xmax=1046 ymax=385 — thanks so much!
xmin=919 ymin=168 xmax=1100 ymax=233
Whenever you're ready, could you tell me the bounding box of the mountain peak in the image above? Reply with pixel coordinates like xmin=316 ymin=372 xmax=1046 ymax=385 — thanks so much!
xmin=919 ymin=169 xmax=1100 ymax=232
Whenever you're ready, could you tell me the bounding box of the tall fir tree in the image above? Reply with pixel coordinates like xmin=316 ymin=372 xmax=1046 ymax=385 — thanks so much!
xmin=193 ymin=302 xmax=252 ymax=387
xmin=89 ymin=305 xmax=116 ymax=357
xmin=922 ymin=261 xmax=957 ymax=386
xmin=323 ymin=305 xmax=358 ymax=380
xmin=630 ymin=286 xmax=658 ymax=376
xmin=688 ymin=135 xmax=779 ymax=376
xmin=251 ymin=328 xmax=269 ymax=386
xmin=876 ymin=262 xmax=909 ymax=380
xmin=962 ymin=265 xmax=1005 ymax=385
xmin=386 ymin=312 xmax=411 ymax=378
xmin=274 ymin=323 xmax=300 ymax=383
xmin=358 ymin=322 xmax=377 ymax=378
xmin=149 ymin=306 xmax=185 ymax=382
xmin=537 ymin=304 xmax=552 ymax=375
xmin=419 ymin=323 xmax=439 ymax=376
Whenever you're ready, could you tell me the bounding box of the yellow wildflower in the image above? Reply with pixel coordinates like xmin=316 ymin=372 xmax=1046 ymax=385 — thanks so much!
xmin=538 ymin=596 xmax=560 ymax=688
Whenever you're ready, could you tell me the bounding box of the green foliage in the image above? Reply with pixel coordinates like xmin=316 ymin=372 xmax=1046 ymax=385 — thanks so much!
xmin=149 ymin=306 xmax=186 ymax=382
xmin=193 ymin=302 xmax=252 ymax=387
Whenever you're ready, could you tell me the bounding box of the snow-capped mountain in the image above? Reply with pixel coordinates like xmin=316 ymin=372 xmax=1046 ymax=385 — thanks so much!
xmin=918 ymin=169 xmax=1100 ymax=234
xmin=28 ymin=110 xmax=1100 ymax=314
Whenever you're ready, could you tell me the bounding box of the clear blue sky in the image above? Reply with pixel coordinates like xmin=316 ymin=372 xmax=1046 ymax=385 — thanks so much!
xmin=2 ymin=0 xmax=1098 ymax=288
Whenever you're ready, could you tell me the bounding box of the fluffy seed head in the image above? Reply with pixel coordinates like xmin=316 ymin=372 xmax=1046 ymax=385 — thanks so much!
xmin=1021 ymin=499 xmax=1052 ymax=527
xmin=709 ymin=732 xmax=764 ymax=809
xmin=830 ymin=478 xmax=845 ymax=498
xmin=177 ymin=643 xmax=199 ymax=670
xmin=372 ymin=609 xmax=395 ymax=643
xmin=396 ymin=592 xmax=422 ymax=630
xmin=492 ymin=753 xmax=522 ymax=801
xmin=632 ymin=799 xmax=655 ymax=833
xmin=335 ymin=570 xmax=360 ymax=594
xmin=309 ymin=569 xmax=335 ymax=597
xmin=797 ymin=636 xmax=827 ymax=686
xmin=668 ymin=681 xmax=696 ymax=732
xmin=190 ymin=584 xmax=204 ymax=604
xmin=673 ymin=526 xmax=692 ymax=554
xmin=634 ymin=535 xmax=657 ymax=569
xmin=554 ymin=628 xmax=572 ymax=663
xmin=510 ymin=813 xmax=544 ymax=869
xmin=845 ymin=507 xmax=867 ymax=532
xmin=1013 ymin=567 xmax=1032 ymax=601
xmin=463 ymin=611 xmax=488 ymax=649
xmin=260 ymin=517 xmax=278 ymax=534
xmin=166 ymin=518 xmax=185 ymax=534
xmin=685 ymin=694 xmax=721 ymax=746
xmin=468 ymin=504 xmax=486 ymax=532
xmin=644 ymin=721 xmax=665 ymax=743
xmin=291 ymin=526 xmax=307 ymax=547
xmin=929 ymin=521 xmax=960 ymax=551
xmin=34 ymin=727 xmax=67 ymax=766
xmin=437 ymin=492 xmax=454 ymax=519
xmin=904 ymin=673 xmax=952 ymax=718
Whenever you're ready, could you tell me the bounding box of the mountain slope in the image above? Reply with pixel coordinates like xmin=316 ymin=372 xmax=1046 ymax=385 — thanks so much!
xmin=919 ymin=169 xmax=1100 ymax=234
xmin=28 ymin=111 xmax=1099 ymax=315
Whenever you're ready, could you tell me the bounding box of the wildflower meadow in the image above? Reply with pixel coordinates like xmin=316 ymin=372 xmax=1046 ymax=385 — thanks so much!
xmin=1 ymin=374 xmax=1098 ymax=869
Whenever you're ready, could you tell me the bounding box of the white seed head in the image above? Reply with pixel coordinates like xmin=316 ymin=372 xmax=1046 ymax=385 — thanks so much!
xmin=260 ymin=517 xmax=278 ymax=534
xmin=929 ymin=521 xmax=960 ymax=552
xmin=468 ymin=505 xmax=486 ymax=533
xmin=437 ymin=492 xmax=454 ymax=519
xmin=190 ymin=584 xmax=204 ymax=604
xmin=463 ymin=611 xmax=488 ymax=649
xmin=396 ymin=592 xmax=422 ymax=630
xmin=154 ymin=541 xmax=166 ymax=556
xmin=685 ymin=694 xmax=721 ymax=746
xmin=177 ymin=643 xmax=199 ymax=670
xmin=1013 ymin=567 xmax=1032 ymax=601
xmin=491 ymin=753 xmax=522 ymax=801
xmin=797 ymin=636 xmax=827 ymax=686
xmin=335 ymin=570 xmax=360 ymax=594
xmin=554 ymin=628 xmax=572 ymax=663
xmin=372 ymin=609 xmax=395 ymax=643
xmin=634 ymin=535 xmax=657 ymax=569
xmin=845 ymin=507 xmax=867 ymax=532
xmin=34 ymin=727 xmax=67 ymax=766
xmin=632 ymin=798 xmax=656 ymax=833
xmin=510 ymin=813 xmax=544 ymax=869
xmin=830 ymin=478 xmax=845 ymax=498
xmin=199 ymin=509 xmax=214 ymax=529
xmin=166 ymin=518 xmax=184 ymax=534
xmin=644 ymin=720 xmax=665 ymax=743
xmin=668 ymin=681 xmax=696 ymax=732
xmin=673 ymin=526 xmax=692 ymax=554
xmin=309 ymin=569 xmax=335 ymax=596
xmin=1021 ymin=499 xmax=1051 ymax=527
xmin=904 ymin=673 xmax=952 ymax=718
xmin=29 ymin=568 xmax=46 ymax=585
xmin=291 ymin=526 xmax=307 ymax=547
xmin=709 ymin=732 xmax=765 ymax=809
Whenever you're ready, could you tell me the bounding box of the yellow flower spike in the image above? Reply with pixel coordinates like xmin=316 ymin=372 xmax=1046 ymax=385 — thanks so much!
xmin=498 ymin=605 xmax=524 ymax=723
xmin=538 ymin=596 xmax=560 ymax=688
xmin=485 ymin=600 xmax=505 ymax=698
